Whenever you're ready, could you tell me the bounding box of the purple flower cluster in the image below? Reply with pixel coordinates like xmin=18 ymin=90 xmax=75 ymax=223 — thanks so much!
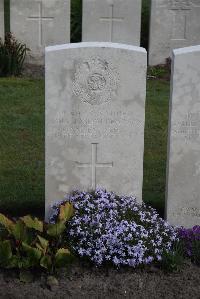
xmin=178 ymin=226 xmax=200 ymax=257
xmin=50 ymin=188 xmax=178 ymax=267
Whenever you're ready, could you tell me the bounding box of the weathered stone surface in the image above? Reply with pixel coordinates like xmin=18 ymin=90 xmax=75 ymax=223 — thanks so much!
xmin=0 ymin=0 xmax=4 ymax=40
xmin=10 ymin=0 xmax=70 ymax=65
xmin=166 ymin=45 xmax=200 ymax=227
xmin=82 ymin=0 xmax=141 ymax=45
xmin=45 ymin=42 xmax=146 ymax=219
xmin=149 ymin=0 xmax=200 ymax=66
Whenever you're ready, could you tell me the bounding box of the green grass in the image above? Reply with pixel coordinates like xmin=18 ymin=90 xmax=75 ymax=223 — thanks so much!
xmin=0 ymin=77 xmax=170 ymax=218
xmin=143 ymin=79 xmax=170 ymax=216
xmin=0 ymin=78 xmax=44 ymax=217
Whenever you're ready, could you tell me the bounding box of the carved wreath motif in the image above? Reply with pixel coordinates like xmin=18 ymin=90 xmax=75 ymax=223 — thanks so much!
xmin=72 ymin=57 xmax=119 ymax=105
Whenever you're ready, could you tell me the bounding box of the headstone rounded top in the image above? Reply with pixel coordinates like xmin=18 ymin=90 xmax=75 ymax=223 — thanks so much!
xmin=45 ymin=42 xmax=147 ymax=54
xmin=173 ymin=45 xmax=200 ymax=55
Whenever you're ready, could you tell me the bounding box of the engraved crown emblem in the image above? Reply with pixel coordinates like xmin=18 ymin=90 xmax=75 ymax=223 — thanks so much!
xmin=72 ymin=57 xmax=119 ymax=105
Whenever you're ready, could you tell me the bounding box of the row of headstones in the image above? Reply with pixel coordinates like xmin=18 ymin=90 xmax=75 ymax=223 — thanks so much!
xmin=1 ymin=0 xmax=200 ymax=65
xmin=45 ymin=41 xmax=200 ymax=228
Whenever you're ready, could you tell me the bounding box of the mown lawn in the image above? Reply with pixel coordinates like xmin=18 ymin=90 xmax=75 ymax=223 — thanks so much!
xmin=0 ymin=77 xmax=170 ymax=217
xmin=0 ymin=78 xmax=44 ymax=216
xmin=143 ymin=79 xmax=170 ymax=215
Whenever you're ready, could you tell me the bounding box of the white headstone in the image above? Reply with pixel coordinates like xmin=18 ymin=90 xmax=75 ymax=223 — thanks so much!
xmin=82 ymin=0 xmax=142 ymax=45
xmin=149 ymin=0 xmax=200 ymax=65
xmin=0 ymin=0 xmax=4 ymax=40
xmin=166 ymin=45 xmax=200 ymax=228
xmin=45 ymin=42 xmax=147 ymax=219
xmin=10 ymin=0 xmax=70 ymax=65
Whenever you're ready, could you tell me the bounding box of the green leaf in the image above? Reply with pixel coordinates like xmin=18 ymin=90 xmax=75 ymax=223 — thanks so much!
xmin=22 ymin=242 xmax=42 ymax=265
xmin=40 ymin=255 xmax=52 ymax=270
xmin=11 ymin=220 xmax=28 ymax=242
xmin=47 ymin=221 xmax=66 ymax=237
xmin=19 ymin=270 xmax=34 ymax=283
xmin=7 ymin=255 xmax=19 ymax=269
xmin=58 ymin=202 xmax=74 ymax=222
xmin=0 ymin=213 xmax=14 ymax=232
xmin=55 ymin=248 xmax=71 ymax=268
xmin=0 ymin=240 xmax=12 ymax=266
xmin=20 ymin=215 xmax=43 ymax=233
xmin=46 ymin=276 xmax=59 ymax=289
xmin=36 ymin=235 xmax=49 ymax=254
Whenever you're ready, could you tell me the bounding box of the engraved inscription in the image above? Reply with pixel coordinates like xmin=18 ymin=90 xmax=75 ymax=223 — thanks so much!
xmin=172 ymin=207 xmax=200 ymax=217
xmin=73 ymin=57 xmax=119 ymax=105
xmin=169 ymin=0 xmax=191 ymax=10
xmin=48 ymin=110 xmax=143 ymax=140
xmin=27 ymin=1 xmax=54 ymax=46
xmin=100 ymin=4 xmax=124 ymax=42
xmin=172 ymin=112 xmax=200 ymax=141
xmin=75 ymin=143 xmax=113 ymax=189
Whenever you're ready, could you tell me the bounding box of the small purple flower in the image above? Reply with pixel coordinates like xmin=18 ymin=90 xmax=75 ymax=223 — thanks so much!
xmin=178 ymin=226 xmax=200 ymax=257
xmin=50 ymin=188 xmax=178 ymax=267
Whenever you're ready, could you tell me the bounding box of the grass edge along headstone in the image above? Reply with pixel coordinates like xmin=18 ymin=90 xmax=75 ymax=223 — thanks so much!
xmin=45 ymin=42 xmax=147 ymax=220
xmin=82 ymin=0 xmax=142 ymax=46
xmin=10 ymin=0 xmax=70 ymax=65
xmin=166 ymin=45 xmax=200 ymax=228
xmin=0 ymin=0 xmax=4 ymax=41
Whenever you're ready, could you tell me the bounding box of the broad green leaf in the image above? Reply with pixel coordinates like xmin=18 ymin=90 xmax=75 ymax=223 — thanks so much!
xmin=46 ymin=276 xmax=59 ymax=288
xmin=55 ymin=248 xmax=71 ymax=268
xmin=22 ymin=242 xmax=42 ymax=263
xmin=20 ymin=215 xmax=43 ymax=233
xmin=59 ymin=202 xmax=74 ymax=222
xmin=11 ymin=220 xmax=28 ymax=242
xmin=19 ymin=270 xmax=34 ymax=283
xmin=6 ymin=255 xmax=19 ymax=269
xmin=0 ymin=240 xmax=12 ymax=265
xmin=40 ymin=255 xmax=52 ymax=270
xmin=36 ymin=235 xmax=49 ymax=254
xmin=0 ymin=214 xmax=14 ymax=232
xmin=47 ymin=221 xmax=66 ymax=237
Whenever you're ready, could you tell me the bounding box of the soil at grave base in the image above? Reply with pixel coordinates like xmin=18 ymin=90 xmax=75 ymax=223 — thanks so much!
xmin=0 ymin=261 xmax=199 ymax=299
xmin=21 ymin=63 xmax=45 ymax=79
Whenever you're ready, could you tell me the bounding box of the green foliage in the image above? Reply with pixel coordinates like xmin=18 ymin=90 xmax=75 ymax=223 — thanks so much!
xmin=0 ymin=32 xmax=29 ymax=77
xmin=141 ymin=0 xmax=151 ymax=49
xmin=21 ymin=215 xmax=43 ymax=233
xmin=191 ymin=240 xmax=200 ymax=266
xmin=4 ymin=0 xmax=10 ymax=33
xmin=148 ymin=66 xmax=169 ymax=79
xmin=0 ymin=202 xmax=74 ymax=273
xmin=71 ymin=0 xmax=82 ymax=42
xmin=160 ymin=241 xmax=185 ymax=272
xmin=0 ymin=78 xmax=44 ymax=217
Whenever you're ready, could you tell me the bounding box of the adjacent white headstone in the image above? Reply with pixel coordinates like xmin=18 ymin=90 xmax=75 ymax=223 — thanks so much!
xmin=149 ymin=0 xmax=200 ymax=66
xmin=45 ymin=42 xmax=147 ymax=219
xmin=82 ymin=0 xmax=142 ymax=45
xmin=166 ymin=45 xmax=200 ymax=228
xmin=10 ymin=0 xmax=70 ymax=65
xmin=0 ymin=0 xmax=4 ymax=40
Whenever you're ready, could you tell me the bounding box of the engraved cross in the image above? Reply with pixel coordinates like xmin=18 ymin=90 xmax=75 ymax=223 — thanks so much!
xmin=75 ymin=143 xmax=113 ymax=189
xmin=170 ymin=1 xmax=191 ymax=40
xmin=100 ymin=4 xmax=124 ymax=42
xmin=27 ymin=1 xmax=54 ymax=46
